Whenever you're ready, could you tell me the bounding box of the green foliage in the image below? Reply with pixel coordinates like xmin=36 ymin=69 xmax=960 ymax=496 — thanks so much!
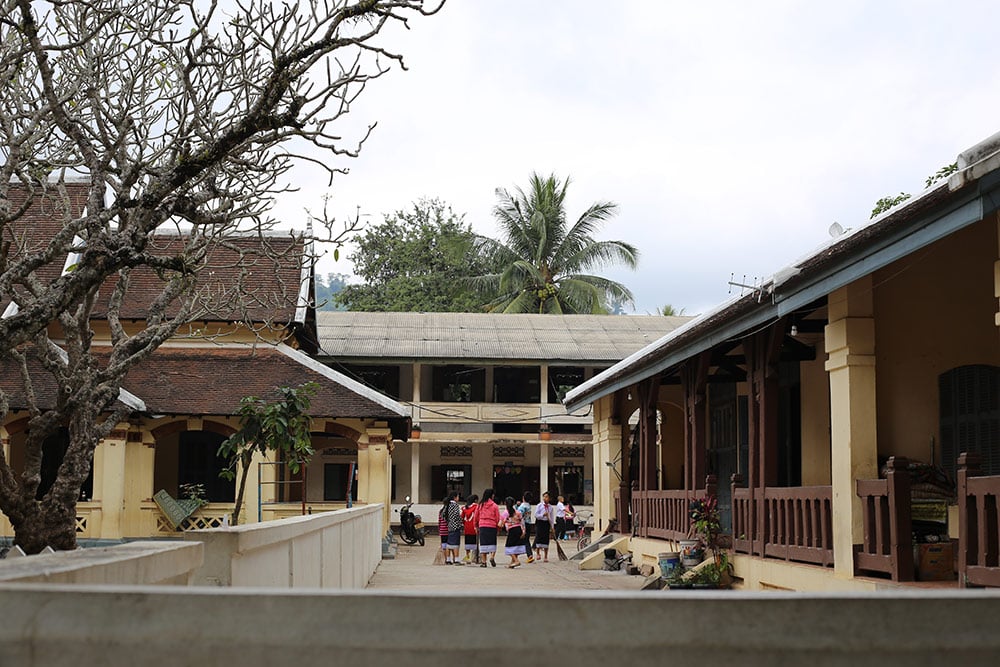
xmin=870 ymin=192 xmax=911 ymax=219
xmin=315 ymin=273 xmax=349 ymax=311
xmin=218 ymin=382 xmax=319 ymax=524
xmin=335 ymin=198 xmax=489 ymax=312
xmin=870 ymin=162 xmax=959 ymax=219
xmin=658 ymin=304 xmax=686 ymax=316
xmin=470 ymin=172 xmax=639 ymax=314
xmin=925 ymin=162 xmax=958 ymax=188
xmin=178 ymin=483 xmax=208 ymax=508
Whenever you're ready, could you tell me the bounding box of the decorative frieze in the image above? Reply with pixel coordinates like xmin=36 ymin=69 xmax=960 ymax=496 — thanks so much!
xmin=440 ymin=446 xmax=473 ymax=458
xmin=553 ymin=446 xmax=585 ymax=459
xmin=492 ymin=445 xmax=525 ymax=458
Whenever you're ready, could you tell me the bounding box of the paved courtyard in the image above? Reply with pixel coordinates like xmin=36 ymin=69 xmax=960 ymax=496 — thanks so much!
xmin=368 ymin=537 xmax=647 ymax=592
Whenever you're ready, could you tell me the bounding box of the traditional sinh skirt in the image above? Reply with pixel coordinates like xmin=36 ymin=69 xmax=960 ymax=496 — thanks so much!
xmin=478 ymin=526 xmax=498 ymax=553
xmin=447 ymin=529 xmax=462 ymax=550
xmin=534 ymin=519 xmax=551 ymax=548
xmin=464 ymin=533 xmax=478 ymax=550
xmin=504 ymin=526 xmax=526 ymax=556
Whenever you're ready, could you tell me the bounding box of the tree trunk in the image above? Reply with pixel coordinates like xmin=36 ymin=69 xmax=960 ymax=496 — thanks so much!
xmin=231 ymin=455 xmax=252 ymax=526
xmin=10 ymin=499 xmax=78 ymax=554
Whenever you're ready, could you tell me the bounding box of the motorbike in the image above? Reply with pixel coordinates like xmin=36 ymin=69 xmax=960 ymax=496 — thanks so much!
xmin=397 ymin=495 xmax=425 ymax=546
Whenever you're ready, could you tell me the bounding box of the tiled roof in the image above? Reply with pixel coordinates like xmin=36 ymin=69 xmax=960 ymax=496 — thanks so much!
xmin=316 ymin=311 xmax=690 ymax=363
xmin=2 ymin=183 xmax=308 ymax=324
xmin=1 ymin=181 xmax=89 ymax=313
xmin=0 ymin=344 xmax=408 ymax=420
xmin=91 ymin=234 xmax=306 ymax=324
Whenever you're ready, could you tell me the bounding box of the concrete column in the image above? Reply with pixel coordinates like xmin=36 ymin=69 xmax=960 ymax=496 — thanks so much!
xmin=95 ymin=428 xmax=128 ymax=539
xmin=591 ymin=395 xmax=622 ymax=532
xmin=412 ymin=363 xmax=422 ymax=426
xmin=123 ymin=431 xmax=155 ymax=537
xmin=484 ymin=366 xmax=494 ymax=402
xmin=825 ymin=276 xmax=879 ymax=578
xmin=540 ymin=365 xmax=550 ymax=404
xmin=410 ymin=442 xmax=420 ymax=503
xmin=359 ymin=425 xmax=393 ymax=535
xmin=540 ymin=442 xmax=550 ymax=497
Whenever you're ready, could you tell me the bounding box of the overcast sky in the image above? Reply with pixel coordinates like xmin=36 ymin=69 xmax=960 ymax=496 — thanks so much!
xmin=270 ymin=1 xmax=1000 ymax=315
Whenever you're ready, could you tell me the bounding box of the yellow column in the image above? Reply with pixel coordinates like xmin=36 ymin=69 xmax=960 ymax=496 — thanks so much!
xmin=825 ymin=276 xmax=878 ymax=577
xmin=591 ymin=394 xmax=622 ymax=533
xmin=123 ymin=429 xmax=155 ymax=537
xmin=359 ymin=424 xmax=392 ymax=535
xmin=95 ymin=427 xmax=128 ymax=540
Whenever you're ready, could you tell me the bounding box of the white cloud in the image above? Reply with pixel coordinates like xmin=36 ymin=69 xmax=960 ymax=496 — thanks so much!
xmin=274 ymin=0 xmax=1000 ymax=314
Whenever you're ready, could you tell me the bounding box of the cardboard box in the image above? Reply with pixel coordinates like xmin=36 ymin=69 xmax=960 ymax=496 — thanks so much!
xmin=915 ymin=542 xmax=955 ymax=582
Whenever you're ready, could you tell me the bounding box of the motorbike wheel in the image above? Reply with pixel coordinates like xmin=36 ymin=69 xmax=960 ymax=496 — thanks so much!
xmin=416 ymin=529 xmax=425 ymax=547
xmin=398 ymin=527 xmax=418 ymax=546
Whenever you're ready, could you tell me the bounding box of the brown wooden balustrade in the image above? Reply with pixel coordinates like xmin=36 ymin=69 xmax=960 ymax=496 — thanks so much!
xmin=629 ymin=476 xmax=718 ymax=541
xmin=731 ymin=475 xmax=833 ymax=566
xmin=731 ymin=479 xmax=753 ymax=554
xmin=958 ymin=453 xmax=1000 ymax=588
xmin=855 ymin=456 xmax=914 ymax=581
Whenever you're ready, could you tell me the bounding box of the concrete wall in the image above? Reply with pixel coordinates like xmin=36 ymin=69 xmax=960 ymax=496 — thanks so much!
xmin=184 ymin=504 xmax=383 ymax=588
xmin=2 ymin=584 xmax=1000 ymax=666
xmin=0 ymin=541 xmax=203 ymax=586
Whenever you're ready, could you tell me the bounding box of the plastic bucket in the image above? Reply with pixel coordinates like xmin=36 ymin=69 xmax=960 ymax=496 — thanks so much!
xmin=679 ymin=539 xmax=704 ymax=568
xmin=658 ymin=551 xmax=680 ymax=579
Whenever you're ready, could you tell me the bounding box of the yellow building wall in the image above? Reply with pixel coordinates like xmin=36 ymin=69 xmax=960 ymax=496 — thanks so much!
xmin=799 ymin=354 xmax=832 ymax=485
xmin=872 ymin=217 xmax=1000 ymax=465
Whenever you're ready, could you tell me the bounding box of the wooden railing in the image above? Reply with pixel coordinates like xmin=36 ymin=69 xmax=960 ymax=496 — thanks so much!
xmin=761 ymin=486 xmax=833 ymax=566
xmin=629 ymin=476 xmax=717 ymax=541
xmin=731 ymin=475 xmax=833 ymax=567
xmin=731 ymin=478 xmax=753 ymax=554
xmin=958 ymin=453 xmax=1000 ymax=588
xmin=630 ymin=490 xmax=692 ymax=541
xmin=855 ymin=457 xmax=914 ymax=581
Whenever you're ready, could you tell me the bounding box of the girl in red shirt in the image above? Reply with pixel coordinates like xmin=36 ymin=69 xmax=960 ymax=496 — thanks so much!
xmin=475 ymin=488 xmax=500 ymax=568
xmin=461 ymin=494 xmax=479 ymax=563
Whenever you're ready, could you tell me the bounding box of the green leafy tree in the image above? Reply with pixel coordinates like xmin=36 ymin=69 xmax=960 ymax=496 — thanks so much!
xmin=315 ymin=273 xmax=350 ymax=311
xmin=470 ymin=173 xmax=639 ymax=314
xmin=218 ymin=383 xmax=318 ymax=525
xmin=657 ymin=304 xmax=686 ymax=316
xmin=335 ymin=199 xmax=488 ymax=312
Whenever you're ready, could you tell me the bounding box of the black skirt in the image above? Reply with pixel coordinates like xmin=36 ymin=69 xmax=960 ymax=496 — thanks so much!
xmin=534 ymin=519 xmax=551 ymax=547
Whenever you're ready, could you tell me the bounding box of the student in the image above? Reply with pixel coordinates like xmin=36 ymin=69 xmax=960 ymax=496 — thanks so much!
xmin=517 ymin=491 xmax=534 ymax=563
xmin=502 ymin=496 xmax=526 ymax=568
xmin=533 ymin=491 xmax=556 ymax=562
xmin=461 ymin=494 xmax=479 ymax=563
xmin=446 ymin=491 xmax=463 ymax=564
xmin=555 ymin=495 xmax=567 ymax=541
xmin=438 ymin=496 xmax=451 ymax=563
xmin=563 ymin=497 xmax=576 ymax=540
xmin=475 ymin=488 xmax=500 ymax=567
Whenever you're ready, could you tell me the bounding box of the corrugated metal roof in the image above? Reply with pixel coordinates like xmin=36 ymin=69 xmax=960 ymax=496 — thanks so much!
xmin=316 ymin=312 xmax=689 ymax=363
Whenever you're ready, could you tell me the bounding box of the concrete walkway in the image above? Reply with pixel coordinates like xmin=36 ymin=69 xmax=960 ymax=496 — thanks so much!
xmin=368 ymin=538 xmax=646 ymax=592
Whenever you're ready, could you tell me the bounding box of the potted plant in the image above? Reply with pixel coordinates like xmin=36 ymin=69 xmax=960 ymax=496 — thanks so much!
xmin=539 ymin=423 xmax=552 ymax=441
xmin=411 ymin=424 xmax=421 ymax=440
xmin=667 ymin=495 xmax=732 ymax=589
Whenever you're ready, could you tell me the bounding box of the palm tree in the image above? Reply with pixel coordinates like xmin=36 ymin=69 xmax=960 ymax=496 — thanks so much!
xmin=471 ymin=172 xmax=639 ymax=314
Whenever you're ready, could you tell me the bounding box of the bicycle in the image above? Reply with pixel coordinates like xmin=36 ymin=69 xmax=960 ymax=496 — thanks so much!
xmin=573 ymin=511 xmax=593 ymax=550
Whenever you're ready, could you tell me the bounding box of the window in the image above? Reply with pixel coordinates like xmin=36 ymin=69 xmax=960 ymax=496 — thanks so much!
xmin=940 ymin=365 xmax=1000 ymax=478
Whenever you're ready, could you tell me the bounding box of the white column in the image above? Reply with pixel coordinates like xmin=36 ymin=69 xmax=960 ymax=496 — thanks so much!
xmin=540 ymin=443 xmax=550 ymax=496
xmin=540 ymin=365 xmax=550 ymax=404
xmin=410 ymin=442 xmax=420 ymax=503
xmin=412 ymin=363 xmax=422 ymax=424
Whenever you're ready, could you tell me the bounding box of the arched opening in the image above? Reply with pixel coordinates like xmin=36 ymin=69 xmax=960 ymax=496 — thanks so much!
xmin=7 ymin=426 xmax=94 ymax=501
xmin=153 ymin=428 xmax=234 ymax=502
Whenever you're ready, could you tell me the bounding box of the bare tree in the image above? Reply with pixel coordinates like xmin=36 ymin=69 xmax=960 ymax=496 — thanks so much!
xmin=0 ymin=0 xmax=443 ymax=552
